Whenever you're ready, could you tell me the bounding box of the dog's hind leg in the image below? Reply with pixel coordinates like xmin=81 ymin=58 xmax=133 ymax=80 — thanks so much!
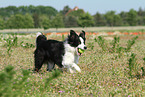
xmin=34 ymin=49 xmax=45 ymax=72
xmin=47 ymin=61 xmax=55 ymax=71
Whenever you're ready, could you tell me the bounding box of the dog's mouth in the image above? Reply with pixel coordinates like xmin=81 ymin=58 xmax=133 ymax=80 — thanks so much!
xmin=77 ymin=48 xmax=84 ymax=56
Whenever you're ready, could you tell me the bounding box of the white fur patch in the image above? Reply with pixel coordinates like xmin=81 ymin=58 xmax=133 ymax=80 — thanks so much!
xmin=78 ymin=37 xmax=86 ymax=50
xmin=36 ymin=32 xmax=42 ymax=37
xmin=62 ymin=41 xmax=81 ymax=73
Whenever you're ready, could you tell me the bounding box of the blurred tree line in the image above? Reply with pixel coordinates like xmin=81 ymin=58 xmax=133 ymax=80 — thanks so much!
xmin=0 ymin=5 xmax=145 ymax=29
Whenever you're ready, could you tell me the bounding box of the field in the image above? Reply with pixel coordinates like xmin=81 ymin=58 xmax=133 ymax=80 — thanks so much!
xmin=0 ymin=31 xmax=145 ymax=97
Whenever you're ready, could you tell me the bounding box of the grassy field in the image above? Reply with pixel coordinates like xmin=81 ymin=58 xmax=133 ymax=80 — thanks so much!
xmin=0 ymin=32 xmax=145 ymax=97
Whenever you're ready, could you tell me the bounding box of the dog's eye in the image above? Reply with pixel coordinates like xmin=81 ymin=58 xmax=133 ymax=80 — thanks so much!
xmin=78 ymin=41 xmax=81 ymax=44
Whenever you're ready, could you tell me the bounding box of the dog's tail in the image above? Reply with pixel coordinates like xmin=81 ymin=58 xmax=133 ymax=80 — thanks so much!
xmin=36 ymin=32 xmax=47 ymax=47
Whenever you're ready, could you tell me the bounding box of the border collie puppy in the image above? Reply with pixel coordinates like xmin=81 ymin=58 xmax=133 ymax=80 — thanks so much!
xmin=34 ymin=30 xmax=87 ymax=73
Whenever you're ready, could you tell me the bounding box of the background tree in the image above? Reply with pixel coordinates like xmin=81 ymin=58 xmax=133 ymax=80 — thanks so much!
xmin=6 ymin=14 xmax=25 ymax=29
xmin=0 ymin=5 xmax=145 ymax=29
xmin=137 ymin=7 xmax=145 ymax=25
xmin=51 ymin=14 xmax=64 ymax=29
xmin=63 ymin=15 xmax=78 ymax=27
xmin=0 ymin=17 xmax=4 ymax=29
xmin=119 ymin=11 xmax=129 ymax=26
xmin=33 ymin=13 xmax=40 ymax=28
xmin=40 ymin=15 xmax=50 ymax=29
xmin=94 ymin=12 xmax=106 ymax=26
xmin=24 ymin=13 xmax=34 ymax=28
xmin=104 ymin=11 xmax=115 ymax=26
xmin=60 ymin=5 xmax=71 ymax=15
xmin=77 ymin=12 xmax=94 ymax=27
xmin=127 ymin=9 xmax=138 ymax=26
xmin=6 ymin=14 xmax=34 ymax=29
xmin=113 ymin=14 xmax=123 ymax=26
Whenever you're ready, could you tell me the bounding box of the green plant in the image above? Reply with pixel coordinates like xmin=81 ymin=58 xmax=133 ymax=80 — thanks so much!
xmin=0 ymin=65 xmax=62 ymax=97
xmin=95 ymin=36 xmax=138 ymax=59
xmin=87 ymin=42 xmax=94 ymax=50
xmin=110 ymin=36 xmax=120 ymax=53
xmin=95 ymin=36 xmax=108 ymax=51
xmin=0 ymin=65 xmax=30 ymax=97
xmin=127 ymin=53 xmax=142 ymax=79
xmin=20 ymin=41 xmax=35 ymax=48
xmin=142 ymin=58 xmax=145 ymax=77
xmin=125 ymin=36 xmax=138 ymax=52
xmin=62 ymin=34 xmax=65 ymax=40
xmin=3 ymin=34 xmax=18 ymax=56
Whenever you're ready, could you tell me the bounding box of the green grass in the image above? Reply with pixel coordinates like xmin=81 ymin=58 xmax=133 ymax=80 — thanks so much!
xmin=0 ymin=33 xmax=145 ymax=97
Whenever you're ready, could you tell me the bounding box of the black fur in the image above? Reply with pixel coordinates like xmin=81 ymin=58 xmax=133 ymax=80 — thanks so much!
xmin=34 ymin=36 xmax=64 ymax=72
xmin=68 ymin=30 xmax=81 ymax=47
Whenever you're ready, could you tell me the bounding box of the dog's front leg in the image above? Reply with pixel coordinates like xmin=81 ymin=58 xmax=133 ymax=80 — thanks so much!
xmin=68 ymin=67 xmax=75 ymax=73
xmin=72 ymin=63 xmax=81 ymax=73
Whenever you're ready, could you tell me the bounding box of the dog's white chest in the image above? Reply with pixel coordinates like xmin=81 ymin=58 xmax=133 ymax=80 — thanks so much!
xmin=62 ymin=43 xmax=79 ymax=67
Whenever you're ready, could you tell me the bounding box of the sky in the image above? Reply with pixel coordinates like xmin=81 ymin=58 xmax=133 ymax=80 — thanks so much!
xmin=0 ymin=0 xmax=145 ymax=15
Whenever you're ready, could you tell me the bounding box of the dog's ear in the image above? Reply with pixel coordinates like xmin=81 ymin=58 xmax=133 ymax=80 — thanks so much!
xmin=69 ymin=30 xmax=78 ymax=38
xmin=79 ymin=30 xmax=86 ymax=39
xmin=68 ymin=30 xmax=78 ymax=46
xmin=70 ymin=30 xmax=77 ymax=35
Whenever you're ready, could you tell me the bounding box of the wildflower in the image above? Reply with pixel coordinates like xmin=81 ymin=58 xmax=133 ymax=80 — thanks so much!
xmin=58 ymin=91 xmax=65 ymax=93
xmin=76 ymin=83 xmax=79 ymax=85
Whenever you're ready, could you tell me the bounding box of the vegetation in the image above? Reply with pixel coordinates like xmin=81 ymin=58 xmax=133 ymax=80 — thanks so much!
xmin=0 ymin=5 xmax=145 ymax=29
xmin=0 ymin=32 xmax=145 ymax=96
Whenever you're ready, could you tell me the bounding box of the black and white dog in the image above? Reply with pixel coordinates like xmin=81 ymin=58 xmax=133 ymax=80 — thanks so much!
xmin=34 ymin=30 xmax=87 ymax=73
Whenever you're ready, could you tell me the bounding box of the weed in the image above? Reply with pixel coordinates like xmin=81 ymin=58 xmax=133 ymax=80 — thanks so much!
xmin=87 ymin=42 xmax=94 ymax=50
xmin=0 ymin=65 xmax=30 ymax=97
xmin=95 ymin=36 xmax=108 ymax=52
xmin=3 ymin=34 xmax=18 ymax=56
xmin=127 ymin=53 xmax=144 ymax=79
xmin=110 ymin=36 xmax=120 ymax=53
xmin=62 ymin=34 xmax=64 ymax=40
xmin=95 ymin=36 xmax=138 ymax=58
xmin=125 ymin=36 xmax=138 ymax=52
xmin=0 ymin=65 xmax=61 ymax=97
xmin=128 ymin=53 xmax=137 ymax=78
xmin=142 ymin=58 xmax=145 ymax=77
xmin=20 ymin=41 xmax=35 ymax=48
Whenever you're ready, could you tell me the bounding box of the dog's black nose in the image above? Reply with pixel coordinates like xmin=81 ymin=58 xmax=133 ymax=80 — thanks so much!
xmin=84 ymin=46 xmax=87 ymax=50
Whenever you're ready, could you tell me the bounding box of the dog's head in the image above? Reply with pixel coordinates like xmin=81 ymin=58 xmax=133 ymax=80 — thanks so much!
xmin=68 ymin=30 xmax=87 ymax=56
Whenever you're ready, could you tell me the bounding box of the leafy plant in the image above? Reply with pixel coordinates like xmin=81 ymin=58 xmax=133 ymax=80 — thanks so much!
xmin=95 ymin=36 xmax=138 ymax=58
xmin=20 ymin=41 xmax=35 ymax=48
xmin=62 ymin=34 xmax=65 ymax=40
xmin=142 ymin=58 xmax=145 ymax=77
xmin=0 ymin=65 xmax=30 ymax=97
xmin=0 ymin=65 xmax=61 ymax=97
xmin=95 ymin=36 xmax=108 ymax=52
xmin=3 ymin=34 xmax=18 ymax=56
xmin=110 ymin=36 xmax=120 ymax=53
xmin=87 ymin=42 xmax=94 ymax=50
xmin=127 ymin=53 xmax=143 ymax=79
xmin=125 ymin=36 xmax=138 ymax=52
xmin=128 ymin=53 xmax=137 ymax=78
